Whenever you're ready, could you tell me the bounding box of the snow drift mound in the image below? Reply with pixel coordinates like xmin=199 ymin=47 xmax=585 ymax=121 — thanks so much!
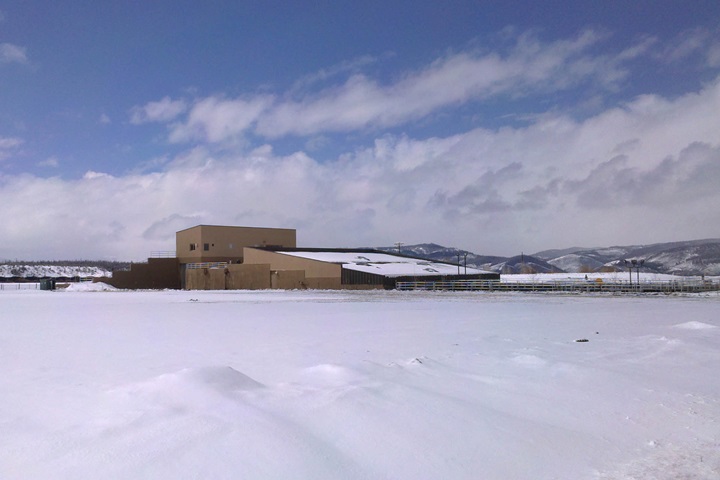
xmin=104 ymin=366 xmax=265 ymax=417
xmin=136 ymin=366 xmax=265 ymax=394
xmin=64 ymin=281 xmax=117 ymax=292
xmin=301 ymin=363 xmax=362 ymax=386
xmin=673 ymin=321 xmax=717 ymax=330
xmin=177 ymin=366 xmax=265 ymax=392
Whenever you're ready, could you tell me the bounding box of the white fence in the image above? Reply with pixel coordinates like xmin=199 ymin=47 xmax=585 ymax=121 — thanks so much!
xmin=150 ymin=251 xmax=177 ymax=258
xmin=186 ymin=262 xmax=229 ymax=270
xmin=395 ymin=279 xmax=720 ymax=294
xmin=0 ymin=283 xmax=40 ymax=291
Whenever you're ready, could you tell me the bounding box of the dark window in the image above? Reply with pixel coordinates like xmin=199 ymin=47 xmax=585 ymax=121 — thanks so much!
xmin=204 ymin=243 xmax=210 ymax=251
xmin=189 ymin=244 xmax=196 ymax=251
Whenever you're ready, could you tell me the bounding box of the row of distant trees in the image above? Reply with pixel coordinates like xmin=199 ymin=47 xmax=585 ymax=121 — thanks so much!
xmin=0 ymin=260 xmax=131 ymax=271
xmin=580 ymin=265 xmax=622 ymax=273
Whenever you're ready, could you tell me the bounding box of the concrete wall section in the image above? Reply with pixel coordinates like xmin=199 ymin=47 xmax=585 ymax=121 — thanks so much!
xmin=185 ymin=267 xmax=226 ymax=290
xmin=270 ymin=270 xmax=306 ymax=289
xmin=185 ymin=263 xmax=273 ymax=290
xmin=99 ymin=258 xmax=180 ymax=290
xmin=269 ymin=271 xmax=341 ymax=290
xmin=225 ymin=264 xmax=271 ymax=290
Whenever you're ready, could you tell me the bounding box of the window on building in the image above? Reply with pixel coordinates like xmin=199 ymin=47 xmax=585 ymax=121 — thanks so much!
xmin=204 ymin=243 xmax=210 ymax=251
xmin=189 ymin=244 xmax=196 ymax=251
xmin=228 ymin=243 xmax=233 ymax=249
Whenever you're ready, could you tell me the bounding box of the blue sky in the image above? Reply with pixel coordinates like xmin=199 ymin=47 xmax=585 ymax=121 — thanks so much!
xmin=1 ymin=1 xmax=719 ymax=260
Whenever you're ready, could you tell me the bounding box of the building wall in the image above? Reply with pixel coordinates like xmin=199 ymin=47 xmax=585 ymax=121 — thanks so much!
xmin=176 ymin=225 xmax=296 ymax=264
xmin=185 ymin=263 xmax=272 ymax=290
xmin=244 ymin=248 xmax=343 ymax=289
xmin=98 ymin=258 xmax=180 ymax=289
xmin=185 ymin=267 xmax=226 ymax=290
xmin=181 ymin=247 xmax=372 ymax=290
xmin=270 ymin=270 xmax=306 ymax=289
xmin=243 ymin=248 xmax=341 ymax=279
xmin=341 ymin=268 xmax=387 ymax=286
xmin=225 ymin=264 xmax=271 ymax=290
xmin=268 ymin=270 xmax=342 ymax=289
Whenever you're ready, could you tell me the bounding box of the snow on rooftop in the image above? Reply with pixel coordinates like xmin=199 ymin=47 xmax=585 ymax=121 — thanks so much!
xmin=275 ymin=251 xmax=493 ymax=277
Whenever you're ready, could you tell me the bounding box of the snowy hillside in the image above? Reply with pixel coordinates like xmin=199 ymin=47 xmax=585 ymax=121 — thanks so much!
xmin=377 ymin=243 xmax=506 ymax=270
xmin=381 ymin=238 xmax=720 ymax=276
xmin=542 ymin=239 xmax=720 ymax=275
xmin=0 ymin=264 xmax=112 ymax=279
xmin=645 ymin=243 xmax=720 ymax=275
xmin=546 ymin=253 xmax=605 ymax=272
xmin=489 ymin=254 xmax=562 ymax=274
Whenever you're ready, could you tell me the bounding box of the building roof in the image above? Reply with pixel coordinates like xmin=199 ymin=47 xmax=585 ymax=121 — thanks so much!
xmin=176 ymin=224 xmax=296 ymax=233
xmin=271 ymin=249 xmax=494 ymax=278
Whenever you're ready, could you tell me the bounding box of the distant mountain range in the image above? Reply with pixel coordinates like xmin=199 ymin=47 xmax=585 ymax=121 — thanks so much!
xmin=379 ymin=239 xmax=720 ymax=276
xmin=3 ymin=239 xmax=719 ymax=279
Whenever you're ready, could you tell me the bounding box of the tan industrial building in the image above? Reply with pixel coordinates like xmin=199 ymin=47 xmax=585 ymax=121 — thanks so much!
xmin=176 ymin=224 xmax=296 ymax=264
xmin=100 ymin=224 xmax=499 ymax=290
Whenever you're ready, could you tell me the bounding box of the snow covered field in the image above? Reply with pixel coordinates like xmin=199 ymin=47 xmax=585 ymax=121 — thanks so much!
xmin=1 ymin=289 xmax=719 ymax=479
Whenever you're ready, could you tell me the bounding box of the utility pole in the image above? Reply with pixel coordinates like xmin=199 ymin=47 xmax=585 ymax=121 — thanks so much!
xmin=624 ymin=260 xmax=632 ymax=287
xmin=634 ymin=259 xmax=644 ymax=288
xmin=394 ymin=242 xmax=404 ymax=254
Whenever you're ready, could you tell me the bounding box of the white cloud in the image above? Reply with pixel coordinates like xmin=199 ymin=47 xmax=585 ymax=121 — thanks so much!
xmin=2 ymin=76 xmax=720 ymax=260
xmin=255 ymin=30 xmax=642 ymax=138
xmin=0 ymin=137 xmax=23 ymax=149
xmin=708 ymin=43 xmax=720 ymax=68
xmin=137 ymin=29 xmax=653 ymax=144
xmin=661 ymin=27 xmax=720 ymax=68
xmin=290 ymin=54 xmax=384 ymax=92
xmin=0 ymin=43 xmax=28 ymax=64
xmin=143 ymin=213 xmax=202 ymax=241
xmin=130 ymin=96 xmax=187 ymax=124
xmin=99 ymin=113 xmax=111 ymax=124
xmin=0 ymin=136 xmax=23 ymax=161
xmin=566 ymin=142 xmax=720 ymax=208
xmin=83 ymin=171 xmax=114 ymax=180
xmin=167 ymin=95 xmax=274 ymax=143
xmin=38 ymin=156 xmax=59 ymax=168
xmin=664 ymin=28 xmax=709 ymax=62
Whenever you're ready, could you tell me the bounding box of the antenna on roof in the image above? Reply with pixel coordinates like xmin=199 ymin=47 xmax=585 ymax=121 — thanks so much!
xmin=394 ymin=242 xmax=404 ymax=254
